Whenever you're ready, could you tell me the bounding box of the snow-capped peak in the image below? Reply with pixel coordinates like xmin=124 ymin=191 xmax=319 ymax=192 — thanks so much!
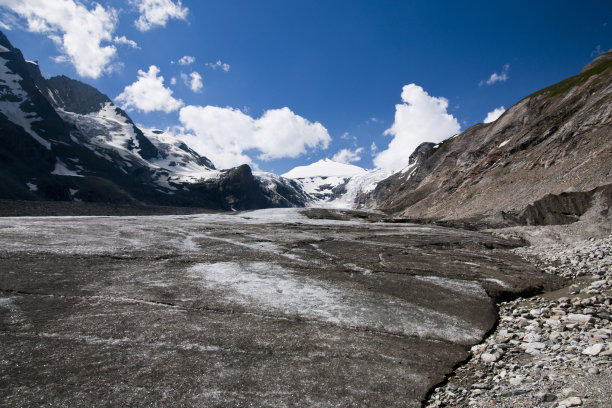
xmin=282 ymin=158 xmax=367 ymax=179
xmin=280 ymin=158 xmax=389 ymax=209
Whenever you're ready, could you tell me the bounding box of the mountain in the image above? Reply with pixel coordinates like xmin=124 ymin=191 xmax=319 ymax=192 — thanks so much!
xmin=359 ymin=50 xmax=612 ymax=226
xmin=282 ymin=158 xmax=390 ymax=208
xmin=0 ymin=31 xmax=305 ymax=210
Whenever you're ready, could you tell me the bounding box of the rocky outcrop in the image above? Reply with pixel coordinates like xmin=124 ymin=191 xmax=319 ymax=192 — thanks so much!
xmin=45 ymin=75 xmax=113 ymax=115
xmin=511 ymin=184 xmax=612 ymax=226
xmin=362 ymin=50 xmax=612 ymax=225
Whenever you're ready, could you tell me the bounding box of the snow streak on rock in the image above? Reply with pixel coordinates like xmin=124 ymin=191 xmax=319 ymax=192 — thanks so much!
xmin=0 ymin=55 xmax=49 ymax=149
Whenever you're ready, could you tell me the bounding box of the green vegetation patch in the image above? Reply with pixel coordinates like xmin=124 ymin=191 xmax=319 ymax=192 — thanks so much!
xmin=531 ymin=59 xmax=612 ymax=100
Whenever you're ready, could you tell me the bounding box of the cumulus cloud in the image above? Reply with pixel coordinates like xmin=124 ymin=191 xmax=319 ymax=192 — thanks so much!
xmin=115 ymin=65 xmax=183 ymax=113
xmin=177 ymin=55 xmax=195 ymax=65
xmin=374 ymin=84 xmax=460 ymax=172
xmin=132 ymin=0 xmax=188 ymax=31
xmin=483 ymin=106 xmax=506 ymax=123
xmin=479 ymin=64 xmax=510 ymax=86
xmin=176 ymin=105 xmax=331 ymax=168
xmin=206 ymin=60 xmax=231 ymax=72
xmin=1 ymin=0 xmax=118 ymax=78
xmin=113 ymin=35 xmax=139 ymax=49
xmin=181 ymin=71 xmax=203 ymax=92
xmin=332 ymin=147 xmax=364 ymax=164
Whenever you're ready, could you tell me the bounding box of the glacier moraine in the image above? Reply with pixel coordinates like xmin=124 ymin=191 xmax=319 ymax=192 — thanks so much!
xmin=0 ymin=208 xmax=562 ymax=407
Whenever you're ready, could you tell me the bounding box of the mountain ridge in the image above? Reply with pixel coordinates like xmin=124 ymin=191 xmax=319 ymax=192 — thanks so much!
xmin=0 ymin=31 xmax=306 ymax=210
xmin=1 ymin=27 xmax=610 ymax=219
xmin=359 ymin=49 xmax=612 ymax=226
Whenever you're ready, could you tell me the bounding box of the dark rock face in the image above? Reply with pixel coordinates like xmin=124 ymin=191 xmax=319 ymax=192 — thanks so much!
xmin=45 ymin=75 xmax=112 ymax=115
xmin=0 ymin=30 xmax=306 ymax=210
xmin=513 ymin=183 xmax=612 ymax=226
xmin=362 ymin=51 xmax=612 ymax=225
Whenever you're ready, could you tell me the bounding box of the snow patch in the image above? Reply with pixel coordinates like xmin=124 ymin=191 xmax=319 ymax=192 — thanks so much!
xmin=343 ymin=263 xmax=372 ymax=275
xmin=26 ymin=182 xmax=38 ymax=192
xmin=21 ymin=332 xmax=223 ymax=353
xmin=401 ymin=161 xmax=418 ymax=174
xmin=0 ymin=45 xmax=9 ymax=53
xmin=414 ymin=275 xmax=488 ymax=298
xmin=141 ymin=127 xmax=221 ymax=183
xmin=482 ymin=278 xmax=511 ymax=289
xmin=52 ymin=160 xmax=82 ymax=177
xmin=0 ymin=297 xmax=25 ymax=324
xmin=318 ymin=169 xmax=391 ymax=209
xmin=189 ymin=261 xmax=483 ymax=343
xmin=498 ymin=139 xmax=510 ymax=148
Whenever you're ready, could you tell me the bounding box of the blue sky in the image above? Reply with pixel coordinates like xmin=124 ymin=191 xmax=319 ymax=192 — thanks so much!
xmin=1 ymin=0 xmax=611 ymax=173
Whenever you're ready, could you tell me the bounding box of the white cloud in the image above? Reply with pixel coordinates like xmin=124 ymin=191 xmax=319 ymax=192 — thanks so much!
xmin=1 ymin=0 xmax=118 ymax=78
xmin=340 ymin=131 xmax=358 ymax=143
xmin=51 ymin=55 xmax=70 ymax=64
xmin=483 ymin=106 xmax=506 ymax=123
xmin=113 ymin=35 xmax=139 ymax=49
xmin=374 ymin=84 xmax=460 ymax=172
xmin=479 ymin=64 xmax=510 ymax=86
xmin=332 ymin=147 xmax=364 ymax=164
xmin=177 ymin=55 xmax=195 ymax=65
xmin=370 ymin=141 xmax=378 ymax=153
xmin=0 ymin=11 xmax=18 ymax=30
xmin=176 ymin=105 xmax=331 ymax=169
xmin=132 ymin=0 xmax=188 ymax=31
xmin=181 ymin=71 xmax=203 ymax=92
xmin=591 ymin=45 xmax=604 ymax=57
xmin=170 ymin=76 xmax=177 ymax=85
xmin=206 ymin=60 xmax=230 ymax=72
xmin=115 ymin=65 xmax=183 ymax=113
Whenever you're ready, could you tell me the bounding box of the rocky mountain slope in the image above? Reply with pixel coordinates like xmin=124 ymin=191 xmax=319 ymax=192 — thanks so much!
xmin=361 ymin=50 xmax=612 ymax=226
xmin=0 ymin=31 xmax=305 ymax=210
xmin=283 ymin=158 xmax=390 ymax=208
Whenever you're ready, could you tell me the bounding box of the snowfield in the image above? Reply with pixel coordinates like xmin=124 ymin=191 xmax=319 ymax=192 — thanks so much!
xmin=283 ymin=159 xmax=390 ymax=208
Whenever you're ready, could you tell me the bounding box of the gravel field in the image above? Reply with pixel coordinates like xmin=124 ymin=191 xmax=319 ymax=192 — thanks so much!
xmin=426 ymin=235 xmax=612 ymax=408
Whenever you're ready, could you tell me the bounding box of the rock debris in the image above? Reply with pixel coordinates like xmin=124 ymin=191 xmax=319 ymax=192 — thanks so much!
xmin=425 ymin=235 xmax=612 ymax=408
